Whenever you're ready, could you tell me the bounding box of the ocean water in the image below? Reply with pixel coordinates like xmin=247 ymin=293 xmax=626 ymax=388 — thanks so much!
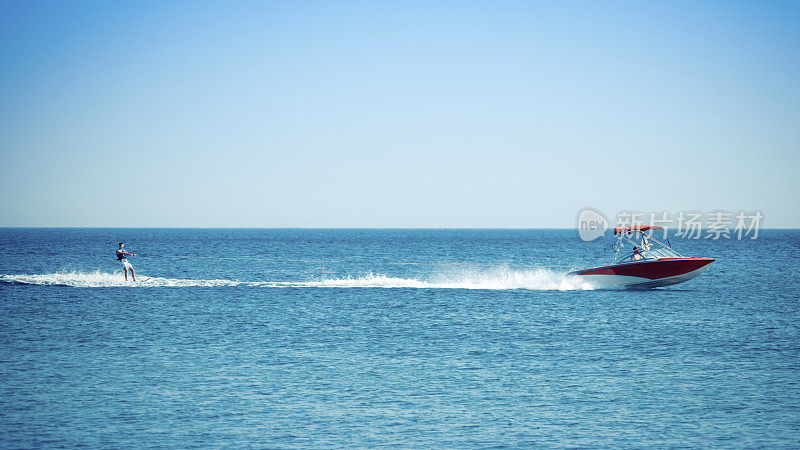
xmin=0 ymin=228 xmax=798 ymax=447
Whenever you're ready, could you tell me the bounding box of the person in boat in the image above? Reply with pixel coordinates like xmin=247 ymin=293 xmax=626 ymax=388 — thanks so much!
xmin=116 ymin=242 xmax=136 ymax=281
xmin=632 ymin=246 xmax=644 ymax=261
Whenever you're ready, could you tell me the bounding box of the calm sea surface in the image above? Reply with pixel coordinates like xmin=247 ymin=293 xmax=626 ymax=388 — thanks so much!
xmin=1 ymin=229 xmax=798 ymax=447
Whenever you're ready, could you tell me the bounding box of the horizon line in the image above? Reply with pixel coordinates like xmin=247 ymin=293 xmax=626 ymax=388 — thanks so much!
xmin=1 ymin=226 xmax=798 ymax=230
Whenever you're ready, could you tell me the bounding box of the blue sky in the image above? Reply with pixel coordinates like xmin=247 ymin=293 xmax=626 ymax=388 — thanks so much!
xmin=1 ymin=0 xmax=798 ymax=227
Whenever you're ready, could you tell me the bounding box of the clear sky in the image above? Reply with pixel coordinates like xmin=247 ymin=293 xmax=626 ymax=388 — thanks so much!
xmin=1 ymin=0 xmax=798 ymax=227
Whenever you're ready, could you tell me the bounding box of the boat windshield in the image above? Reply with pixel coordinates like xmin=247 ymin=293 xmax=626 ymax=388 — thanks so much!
xmin=612 ymin=230 xmax=682 ymax=263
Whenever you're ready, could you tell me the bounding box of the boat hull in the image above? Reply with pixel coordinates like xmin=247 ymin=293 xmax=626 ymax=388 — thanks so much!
xmin=570 ymin=257 xmax=715 ymax=289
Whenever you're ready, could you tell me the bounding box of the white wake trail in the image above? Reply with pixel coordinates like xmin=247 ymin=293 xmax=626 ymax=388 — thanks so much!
xmin=1 ymin=268 xmax=594 ymax=291
xmin=275 ymin=269 xmax=594 ymax=291
xmin=0 ymin=271 xmax=242 ymax=288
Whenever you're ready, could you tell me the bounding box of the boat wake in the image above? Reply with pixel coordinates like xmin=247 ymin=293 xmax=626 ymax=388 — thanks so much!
xmin=0 ymin=271 xmax=242 ymax=288
xmin=281 ymin=270 xmax=594 ymax=290
xmin=0 ymin=268 xmax=594 ymax=291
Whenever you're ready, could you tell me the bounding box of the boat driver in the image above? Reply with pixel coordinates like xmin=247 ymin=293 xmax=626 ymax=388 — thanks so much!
xmin=632 ymin=246 xmax=644 ymax=261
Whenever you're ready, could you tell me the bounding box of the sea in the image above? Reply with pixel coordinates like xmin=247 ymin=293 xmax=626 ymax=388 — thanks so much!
xmin=0 ymin=228 xmax=798 ymax=447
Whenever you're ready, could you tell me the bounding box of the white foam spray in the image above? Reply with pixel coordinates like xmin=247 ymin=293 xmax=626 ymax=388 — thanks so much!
xmin=278 ymin=268 xmax=594 ymax=291
xmin=0 ymin=271 xmax=241 ymax=288
xmin=1 ymin=268 xmax=594 ymax=291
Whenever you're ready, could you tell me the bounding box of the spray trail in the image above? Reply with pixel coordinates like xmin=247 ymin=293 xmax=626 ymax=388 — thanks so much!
xmin=0 ymin=268 xmax=594 ymax=290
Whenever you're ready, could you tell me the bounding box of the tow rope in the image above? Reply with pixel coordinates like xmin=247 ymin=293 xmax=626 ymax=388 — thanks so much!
xmin=137 ymin=254 xmax=573 ymax=270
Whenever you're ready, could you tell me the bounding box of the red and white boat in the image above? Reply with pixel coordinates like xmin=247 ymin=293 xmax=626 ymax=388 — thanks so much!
xmin=571 ymin=225 xmax=715 ymax=289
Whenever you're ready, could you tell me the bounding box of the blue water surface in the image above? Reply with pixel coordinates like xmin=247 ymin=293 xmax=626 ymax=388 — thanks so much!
xmin=0 ymin=229 xmax=798 ymax=447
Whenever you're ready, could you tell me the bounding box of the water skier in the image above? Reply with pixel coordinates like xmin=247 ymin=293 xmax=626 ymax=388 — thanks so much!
xmin=116 ymin=242 xmax=136 ymax=281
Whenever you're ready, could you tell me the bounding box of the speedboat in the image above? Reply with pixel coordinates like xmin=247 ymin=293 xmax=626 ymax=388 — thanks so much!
xmin=570 ymin=225 xmax=715 ymax=289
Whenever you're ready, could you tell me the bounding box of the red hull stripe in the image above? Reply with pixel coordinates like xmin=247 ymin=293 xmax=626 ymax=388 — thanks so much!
xmin=573 ymin=257 xmax=715 ymax=280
